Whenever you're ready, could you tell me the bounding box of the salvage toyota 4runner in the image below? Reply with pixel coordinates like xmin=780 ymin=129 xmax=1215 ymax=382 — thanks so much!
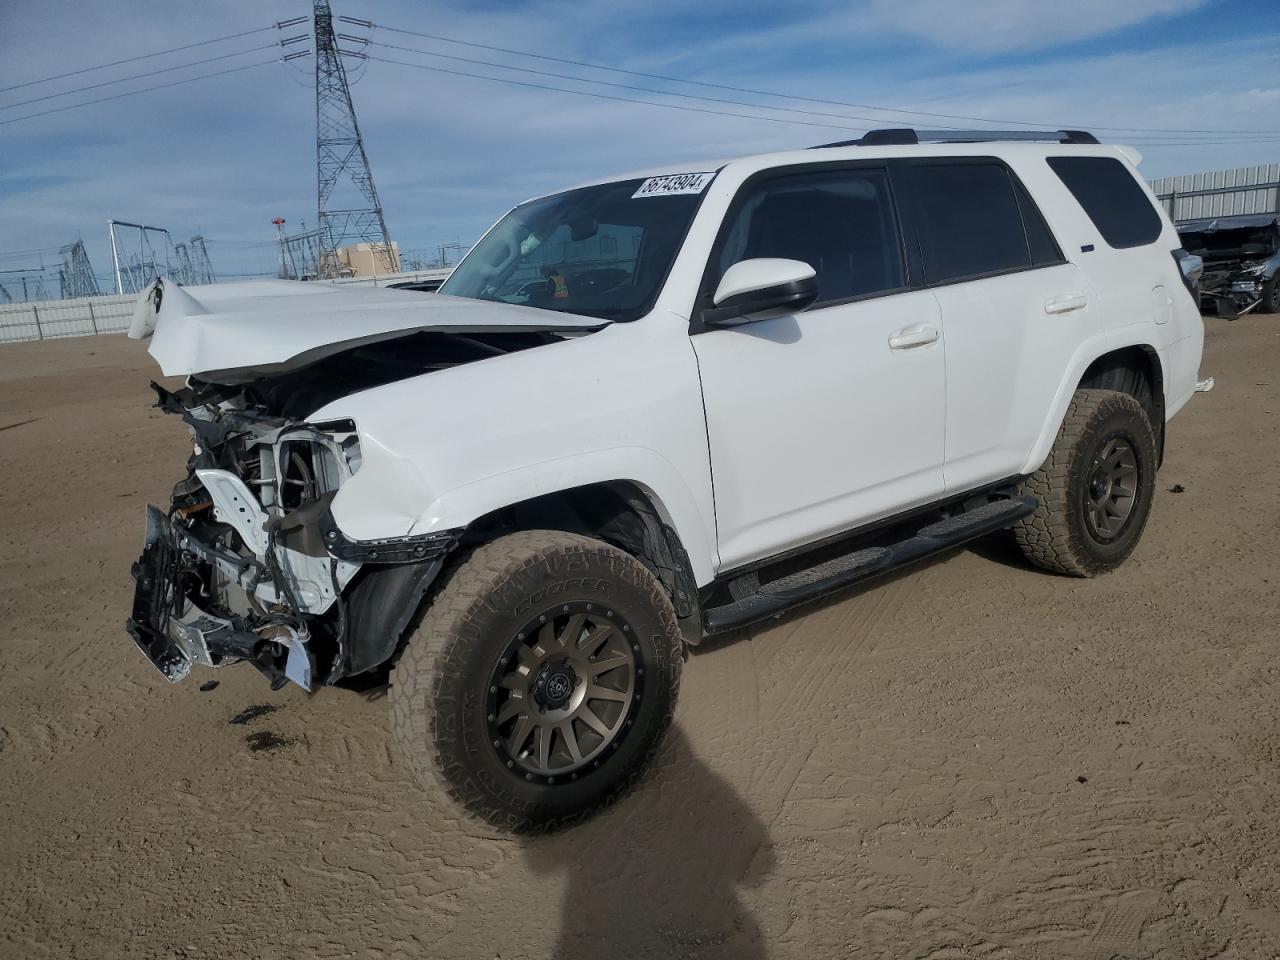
xmin=127 ymin=129 xmax=1205 ymax=829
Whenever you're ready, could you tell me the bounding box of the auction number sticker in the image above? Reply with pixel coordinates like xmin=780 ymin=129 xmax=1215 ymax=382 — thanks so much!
xmin=632 ymin=172 xmax=715 ymax=198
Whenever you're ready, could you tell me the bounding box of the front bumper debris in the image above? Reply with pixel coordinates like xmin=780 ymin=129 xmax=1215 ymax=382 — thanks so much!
xmin=127 ymin=506 xmax=193 ymax=683
xmin=125 ymin=492 xmax=460 ymax=690
xmin=125 ymin=504 xmax=317 ymax=690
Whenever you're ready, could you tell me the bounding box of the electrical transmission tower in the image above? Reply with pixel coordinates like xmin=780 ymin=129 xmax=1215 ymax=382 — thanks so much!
xmin=313 ymin=0 xmax=395 ymax=278
xmin=189 ymin=236 xmax=214 ymax=285
xmin=58 ymin=239 xmax=100 ymax=299
xmin=174 ymin=242 xmax=194 ymax=285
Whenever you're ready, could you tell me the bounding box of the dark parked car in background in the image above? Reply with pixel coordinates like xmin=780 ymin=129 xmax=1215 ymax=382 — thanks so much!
xmin=1176 ymin=213 xmax=1280 ymax=318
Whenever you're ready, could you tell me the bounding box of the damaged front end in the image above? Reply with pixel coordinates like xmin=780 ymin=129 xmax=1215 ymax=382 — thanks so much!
xmin=1177 ymin=214 xmax=1280 ymax=319
xmin=126 ymin=380 xmax=455 ymax=691
xmin=124 ymin=276 xmax=611 ymax=691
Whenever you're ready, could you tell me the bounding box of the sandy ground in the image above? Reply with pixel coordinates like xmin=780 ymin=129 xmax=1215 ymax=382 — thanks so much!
xmin=1 ymin=315 xmax=1278 ymax=960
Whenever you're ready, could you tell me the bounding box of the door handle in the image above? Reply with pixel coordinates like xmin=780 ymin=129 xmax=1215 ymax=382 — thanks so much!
xmin=1044 ymin=293 xmax=1088 ymax=314
xmin=888 ymin=324 xmax=939 ymax=350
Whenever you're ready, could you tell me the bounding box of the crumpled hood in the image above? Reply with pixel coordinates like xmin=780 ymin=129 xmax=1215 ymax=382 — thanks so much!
xmin=129 ymin=278 xmax=609 ymax=379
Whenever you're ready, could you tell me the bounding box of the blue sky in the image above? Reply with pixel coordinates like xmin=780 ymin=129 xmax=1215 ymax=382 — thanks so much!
xmin=1 ymin=0 xmax=1277 ymax=288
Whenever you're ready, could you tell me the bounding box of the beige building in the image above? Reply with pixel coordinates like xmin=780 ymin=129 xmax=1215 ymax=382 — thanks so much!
xmin=335 ymin=241 xmax=400 ymax=277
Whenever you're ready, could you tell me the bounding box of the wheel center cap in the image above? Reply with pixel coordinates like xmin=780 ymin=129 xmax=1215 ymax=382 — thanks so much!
xmin=533 ymin=661 xmax=577 ymax=709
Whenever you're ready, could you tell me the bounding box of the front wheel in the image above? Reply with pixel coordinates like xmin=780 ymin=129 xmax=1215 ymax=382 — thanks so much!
xmin=390 ymin=529 xmax=683 ymax=831
xmin=1014 ymin=389 xmax=1158 ymax=577
xmin=1262 ymin=276 xmax=1280 ymax=315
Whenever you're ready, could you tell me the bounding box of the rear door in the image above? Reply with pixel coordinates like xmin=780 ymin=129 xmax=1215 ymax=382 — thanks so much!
xmin=691 ymin=163 xmax=946 ymax=571
xmin=899 ymin=158 xmax=1097 ymax=493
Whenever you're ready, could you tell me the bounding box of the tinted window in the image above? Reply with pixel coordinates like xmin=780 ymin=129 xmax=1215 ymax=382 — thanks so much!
xmin=912 ymin=162 xmax=1031 ymax=283
xmin=1013 ymin=178 xmax=1064 ymax=266
xmin=714 ymin=168 xmax=905 ymax=305
xmin=1047 ymin=156 xmax=1163 ymax=249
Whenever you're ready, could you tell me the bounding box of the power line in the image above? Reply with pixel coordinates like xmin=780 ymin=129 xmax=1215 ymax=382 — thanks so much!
xmin=364 ymin=54 xmax=864 ymax=132
xmin=369 ymin=39 xmax=1280 ymax=145
xmin=0 ymin=58 xmax=290 ymax=126
xmin=0 ymin=244 xmax=64 ymax=261
xmin=363 ymin=54 xmax=1280 ymax=146
xmin=368 ymin=39 xmax=952 ymax=130
xmin=364 ymin=21 xmax=1280 ymax=138
xmin=0 ymin=43 xmax=283 ymax=111
xmin=0 ymin=24 xmax=287 ymax=95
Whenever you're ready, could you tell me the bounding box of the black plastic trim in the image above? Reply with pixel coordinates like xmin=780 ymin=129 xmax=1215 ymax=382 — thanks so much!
xmin=703 ymin=495 xmax=1037 ymax=633
xmin=856 ymin=128 xmax=918 ymax=146
xmin=318 ymin=509 xmax=460 ymax=564
xmin=340 ymin=559 xmax=444 ymax=676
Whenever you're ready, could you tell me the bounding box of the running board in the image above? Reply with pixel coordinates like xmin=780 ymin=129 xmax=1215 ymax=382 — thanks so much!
xmin=703 ymin=496 xmax=1038 ymax=634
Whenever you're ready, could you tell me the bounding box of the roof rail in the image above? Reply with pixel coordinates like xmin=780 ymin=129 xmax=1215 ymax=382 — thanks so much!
xmin=811 ymin=128 xmax=1099 ymax=148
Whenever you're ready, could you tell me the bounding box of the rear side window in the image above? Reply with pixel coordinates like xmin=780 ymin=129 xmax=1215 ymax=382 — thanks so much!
xmin=713 ymin=167 xmax=906 ymax=305
xmin=911 ymin=162 xmax=1036 ymax=283
xmin=1047 ymin=156 xmax=1163 ymax=249
xmin=1013 ymin=178 xmax=1064 ymax=266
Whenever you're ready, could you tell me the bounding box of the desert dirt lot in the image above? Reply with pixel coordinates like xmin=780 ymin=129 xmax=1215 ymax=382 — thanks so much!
xmin=1 ymin=315 xmax=1278 ymax=959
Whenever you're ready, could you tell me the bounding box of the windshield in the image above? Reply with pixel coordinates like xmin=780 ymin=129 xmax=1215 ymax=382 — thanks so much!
xmin=438 ymin=176 xmax=711 ymax=322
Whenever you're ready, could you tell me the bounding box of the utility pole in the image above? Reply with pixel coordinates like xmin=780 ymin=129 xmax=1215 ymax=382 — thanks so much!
xmin=313 ymin=0 xmax=394 ymax=278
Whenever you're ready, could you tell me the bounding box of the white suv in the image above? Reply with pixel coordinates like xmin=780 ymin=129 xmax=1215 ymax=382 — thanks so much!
xmin=127 ymin=129 xmax=1205 ymax=829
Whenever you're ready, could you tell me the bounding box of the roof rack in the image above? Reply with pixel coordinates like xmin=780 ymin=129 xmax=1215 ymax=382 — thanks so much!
xmin=811 ymin=128 xmax=1099 ymax=149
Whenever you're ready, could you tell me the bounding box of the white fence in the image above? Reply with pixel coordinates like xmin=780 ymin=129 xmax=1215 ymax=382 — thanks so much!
xmin=0 ymin=292 xmax=138 ymax=344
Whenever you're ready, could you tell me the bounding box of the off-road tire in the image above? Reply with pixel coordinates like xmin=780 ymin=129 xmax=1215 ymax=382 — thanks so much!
xmin=1262 ymin=277 xmax=1280 ymax=315
xmin=1014 ymin=389 xmax=1157 ymax=577
xmin=390 ymin=529 xmax=682 ymax=831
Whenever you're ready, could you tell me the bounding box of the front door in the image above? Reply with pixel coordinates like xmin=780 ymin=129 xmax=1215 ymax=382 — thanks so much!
xmin=691 ymin=164 xmax=947 ymax=572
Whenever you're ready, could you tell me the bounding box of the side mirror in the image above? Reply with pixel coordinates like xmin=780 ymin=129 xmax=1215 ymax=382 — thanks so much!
xmin=706 ymin=258 xmax=818 ymax=326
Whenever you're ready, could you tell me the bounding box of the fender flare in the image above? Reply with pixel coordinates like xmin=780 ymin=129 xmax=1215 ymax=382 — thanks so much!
xmin=332 ymin=446 xmax=719 ymax=587
xmin=1020 ymin=331 xmax=1166 ymax=476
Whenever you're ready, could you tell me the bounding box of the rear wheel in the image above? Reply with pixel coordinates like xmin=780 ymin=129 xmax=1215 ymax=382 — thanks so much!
xmin=1014 ymin=389 xmax=1157 ymax=577
xmin=390 ymin=529 xmax=682 ymax=831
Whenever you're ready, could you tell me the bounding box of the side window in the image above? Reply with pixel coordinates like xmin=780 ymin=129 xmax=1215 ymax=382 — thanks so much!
xmin=1047 ymin=156 xmax=1163 ymax=249
xmin=1013 ymin=177 xmax=1064 ymax=266
xmin=911 ymin=162 xmax=1033 ymax=283
xmin=713 ymin=168 xmax=906 ymax=306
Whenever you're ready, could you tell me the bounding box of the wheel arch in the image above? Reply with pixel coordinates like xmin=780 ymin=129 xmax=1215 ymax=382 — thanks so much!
xmin=1078 ymin=344 xmax=1166 ymax=464
xmin=339 ymin=479 xmax=706 ymax=681
xmin=1022 ymin=335 xmax=1168 ymax=476
xmin=462 ymin=480 xmax=703 ymax=644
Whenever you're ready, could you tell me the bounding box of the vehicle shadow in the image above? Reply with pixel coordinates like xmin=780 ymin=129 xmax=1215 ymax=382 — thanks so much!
xmin=963 ymin=528 xmax=1034 ymax=571
xmin=520 ymin=726 xmax=773 ymax=959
